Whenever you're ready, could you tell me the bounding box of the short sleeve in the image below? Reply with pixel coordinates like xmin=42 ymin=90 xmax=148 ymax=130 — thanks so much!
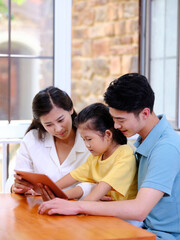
xmin=102 ymin=147 xmax=136 ymax=196
xmin=141 ymin=143 xmax=180 ymax=195
xmin=70 ymin=154 xmax=96 ymax=183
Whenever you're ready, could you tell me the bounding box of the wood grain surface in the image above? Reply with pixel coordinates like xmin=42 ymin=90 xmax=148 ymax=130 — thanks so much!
xmin=0 ymin=193 xmax=156 ymax=240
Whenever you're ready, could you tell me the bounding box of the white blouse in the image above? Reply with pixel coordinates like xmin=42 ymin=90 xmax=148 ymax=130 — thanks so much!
xmin=5 ymin=129 xmax=94 ymax=196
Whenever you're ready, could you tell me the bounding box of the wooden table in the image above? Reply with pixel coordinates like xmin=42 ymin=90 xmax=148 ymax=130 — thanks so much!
xmin=0 ymin=193 xmax=156 ymax=240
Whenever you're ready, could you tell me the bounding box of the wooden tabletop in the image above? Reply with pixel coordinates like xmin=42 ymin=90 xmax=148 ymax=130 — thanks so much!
xmin=0 ymin=193 xmax=156 ymax=240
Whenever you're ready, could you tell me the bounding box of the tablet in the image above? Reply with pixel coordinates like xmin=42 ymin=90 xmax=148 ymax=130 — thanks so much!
xmin=15 ymin=170 xmax=68 ymax=199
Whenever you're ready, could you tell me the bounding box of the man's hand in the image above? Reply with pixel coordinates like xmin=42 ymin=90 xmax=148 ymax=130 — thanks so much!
xmin=38 ymin=198 xmax=80 ymax=215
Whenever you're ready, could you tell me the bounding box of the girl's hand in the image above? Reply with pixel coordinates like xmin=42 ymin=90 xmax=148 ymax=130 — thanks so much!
xmin=82 ymin=181 xmax=112 ymax=201
xmin=12 ymin=173 xmax=33 ymax=194
xmin=100 ymin=195 xmax=112 ymax=201
xmin=38 ymin=184 xmax=56 ymax=201
xmin=38 ymin=198 xmax=79 ymax=215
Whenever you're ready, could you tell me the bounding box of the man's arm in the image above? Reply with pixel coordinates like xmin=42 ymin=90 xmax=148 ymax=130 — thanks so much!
xmin=38 ymin=187 xmax=164 ymax=220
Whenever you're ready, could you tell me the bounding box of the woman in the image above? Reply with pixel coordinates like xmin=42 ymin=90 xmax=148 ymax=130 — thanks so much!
xmin=6 ymin=86 xmax=93 ymax=197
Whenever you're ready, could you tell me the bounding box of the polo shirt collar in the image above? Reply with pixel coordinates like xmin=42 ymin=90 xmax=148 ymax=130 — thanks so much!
xmin=134 ymin=114 xmax=169 ymax=157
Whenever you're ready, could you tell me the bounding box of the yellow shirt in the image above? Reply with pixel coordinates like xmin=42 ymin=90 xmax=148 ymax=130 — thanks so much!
xmin=70 ymin=144 xmax=137 ymax=200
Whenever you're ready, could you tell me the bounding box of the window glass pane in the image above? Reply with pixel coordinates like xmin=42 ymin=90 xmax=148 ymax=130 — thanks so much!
xmin=0 ymin=144 xmax=2 ymax=192
xmin=151 ymin=59 xmax=164 ymax=114
xmin=0 ymin=0 xmax=8 ymax=54
xmin=151 ymin=0 xmax=165 ymax=59
xmin=0 ymin=58 xmax=9 ymax=120
xmin=150 ymin=0 xmax=178 ymax=127
xmin=164 ymin=59 xmax=177 ymax=123
xmin=165 ymin=0 xmax=178 ymax=57
xmin=11 ymin=58 xmax=53 ymax=120
xmin=11 ymin=0 xmax=53 ymax=56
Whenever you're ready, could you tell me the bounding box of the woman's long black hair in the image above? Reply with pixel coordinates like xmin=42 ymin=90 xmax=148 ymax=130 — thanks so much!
xmin=26 ymin=86 xmax=77 ymax=139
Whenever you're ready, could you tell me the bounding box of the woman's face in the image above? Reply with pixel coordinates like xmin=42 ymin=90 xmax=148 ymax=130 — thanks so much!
xmin=40 ymin=106 xmax=74 ymax=140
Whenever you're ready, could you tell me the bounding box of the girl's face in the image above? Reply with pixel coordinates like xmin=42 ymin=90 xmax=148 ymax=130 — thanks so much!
xmin=78 ymin=124 xmax=111 ymax=156
xmin=40 ymin=106 xmax=74 ymax=140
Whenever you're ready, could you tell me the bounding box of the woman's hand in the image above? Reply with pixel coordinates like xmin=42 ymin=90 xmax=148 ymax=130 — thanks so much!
xmin=38 ymin=198 xmax=79 ymax=215
xmin=12 ymin=173 xmax=33 ymax=194
xmin=38 ymin=184 xmax=56 ymax=201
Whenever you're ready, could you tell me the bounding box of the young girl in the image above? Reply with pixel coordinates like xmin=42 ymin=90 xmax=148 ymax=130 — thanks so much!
xmin=40 ymin=103 xmax=137 ymax=202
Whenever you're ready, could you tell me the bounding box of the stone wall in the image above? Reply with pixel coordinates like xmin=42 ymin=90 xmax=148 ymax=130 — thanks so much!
xmin=71 ymin=0 xmax=139 ymax=112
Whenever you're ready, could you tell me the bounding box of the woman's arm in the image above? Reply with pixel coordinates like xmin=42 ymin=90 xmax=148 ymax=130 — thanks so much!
xmin=9 ymin=135 xmax=35 ymax=194
xmin=6 ymin=130 xmax=42 ymax=194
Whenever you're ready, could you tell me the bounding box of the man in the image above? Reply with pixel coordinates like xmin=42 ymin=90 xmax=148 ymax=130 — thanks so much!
xmin=38 ymin=73 xmax=180 ymax=240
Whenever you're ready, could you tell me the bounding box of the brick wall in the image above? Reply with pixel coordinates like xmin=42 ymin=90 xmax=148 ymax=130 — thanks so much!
xmin=71 ymin=0 xmax=139 ymax=112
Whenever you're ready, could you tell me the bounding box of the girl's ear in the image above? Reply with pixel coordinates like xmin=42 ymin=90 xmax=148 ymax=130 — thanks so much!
xmin=104 ymin=130 xmax=113 ymax=141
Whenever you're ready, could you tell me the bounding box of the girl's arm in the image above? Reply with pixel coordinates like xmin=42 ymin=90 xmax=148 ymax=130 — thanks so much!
xmin=56 ymin=173 xmax=78 ymax=189
xmin=82 ymin=181 xmax=112 ymax=201
xmin=39 ymin=173 xmax=79 ymax=201
xmin=64 ymin=186 xmax=84 ymax=200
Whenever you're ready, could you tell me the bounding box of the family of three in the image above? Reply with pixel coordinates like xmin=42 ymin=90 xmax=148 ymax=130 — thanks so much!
xmin=6 ymin=73 xmax=180 ymax=240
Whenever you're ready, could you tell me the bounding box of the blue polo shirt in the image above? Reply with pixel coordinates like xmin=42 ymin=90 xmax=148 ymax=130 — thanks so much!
xmin=134 ymin=115 xmax=180 ymax=240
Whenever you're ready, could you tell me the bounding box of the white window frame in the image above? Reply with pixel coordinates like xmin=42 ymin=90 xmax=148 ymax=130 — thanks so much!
xmin=0 ymin=0 xmax=72 ymax=191
xmin=178 ymin=1 xmax=180 ymax=129
xmin=140 ymin=0 xmax=180 ymax=130
xmin=0 ymin=0 xmax=72 ymax=139
xmin=54 ymin=0 xmax=72 ymax=95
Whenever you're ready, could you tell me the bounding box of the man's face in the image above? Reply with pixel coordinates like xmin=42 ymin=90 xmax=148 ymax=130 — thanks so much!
xmin=109 ymin=108 xmax=144 ymax=138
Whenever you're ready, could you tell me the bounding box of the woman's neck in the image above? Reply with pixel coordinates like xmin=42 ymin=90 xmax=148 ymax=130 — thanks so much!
xmin=54 ymin=129 xmax=76 ymax=165
xmin=54 ymin=129 xmax=76 ymax=146
xmin=102 ymin=141 xmax=119 ymax=160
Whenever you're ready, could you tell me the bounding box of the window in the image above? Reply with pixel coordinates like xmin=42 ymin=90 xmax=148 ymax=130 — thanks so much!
xmin=0 ymin=0 xmax=72 ymax=191
xmin=0 ymin=0 xmax=54 ymax=121
xmin=140 ymin=0 xmax=180 ymax=129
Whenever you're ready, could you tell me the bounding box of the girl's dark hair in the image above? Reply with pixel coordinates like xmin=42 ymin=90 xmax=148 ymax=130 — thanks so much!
xmin=75 ymin=103 xmax=127 ymax=145
xmin=26 ymin=86 xmax=77 ymax=139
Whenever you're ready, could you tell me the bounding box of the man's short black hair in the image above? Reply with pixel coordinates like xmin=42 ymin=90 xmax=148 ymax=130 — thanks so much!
xmin=104 ymin=73 xmax=155 ymax=114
